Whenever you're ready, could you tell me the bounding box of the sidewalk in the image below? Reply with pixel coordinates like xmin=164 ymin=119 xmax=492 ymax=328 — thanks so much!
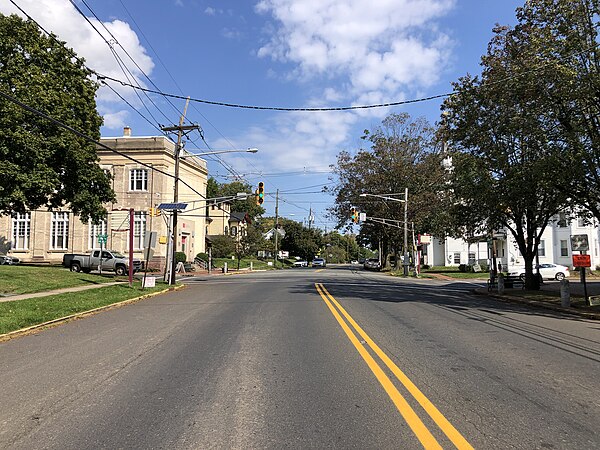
xmin=0 ymin=282 xmax=126 ymax=303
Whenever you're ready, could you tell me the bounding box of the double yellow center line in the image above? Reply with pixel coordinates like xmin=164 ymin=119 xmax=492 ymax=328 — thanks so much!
xmin=314 ymin=283 xmax=473 ymax=450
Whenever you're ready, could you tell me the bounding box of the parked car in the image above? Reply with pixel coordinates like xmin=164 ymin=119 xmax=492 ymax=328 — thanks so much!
xmin=363 ymin=258 xmax=381 ymax=271
xmin=0 ymin=253 xmax=20 ymax=265
xmin=293 ymin=260 xmax=308 ymax=267
xmin=509 ymin=263 xmax=570 ymax=281
xmin=311 ymin=258 xmax=326 ymax=268
xmin=63 ymin=250 xmax=141 ymax=275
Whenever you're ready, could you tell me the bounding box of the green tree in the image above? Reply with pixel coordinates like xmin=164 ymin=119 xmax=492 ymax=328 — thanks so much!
xmin=279 ymin=218 xmax=323 ymax=261
xmin=205 ymin=177 xmax=265 ymax=219
xmin=0 ymin=14 xmax=114 ymax=222
xmin=329 ymin=113 xmax=447 ymax=269
xmin=238 ymin=222 xmax=266 ymax=258
xmin=210 ymin=235 xmax=236 ymax=258
xmin=511 ymin=0 xmax=600 ymax=220
xmin=442 ymin=12 xmax=574 ymax=288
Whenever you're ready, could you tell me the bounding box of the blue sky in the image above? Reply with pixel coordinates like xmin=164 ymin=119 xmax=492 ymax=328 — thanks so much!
xmin=2 ymin=0 xmax=524 ymax=229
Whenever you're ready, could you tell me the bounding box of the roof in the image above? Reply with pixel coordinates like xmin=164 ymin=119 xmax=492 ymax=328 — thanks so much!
xmin=229 ymin=211 xmax=251 ymax=224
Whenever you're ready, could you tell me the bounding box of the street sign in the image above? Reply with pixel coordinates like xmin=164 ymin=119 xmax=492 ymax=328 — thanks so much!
xmin=573 ymin=254 xmax=591 ymax=267
xmin=571 ymin=234 xmax=589 ymax=251
xmin=144 ymin=231 xmax=157 ymax=249
xmin=97 ymin=234 xmax=108 ymax=245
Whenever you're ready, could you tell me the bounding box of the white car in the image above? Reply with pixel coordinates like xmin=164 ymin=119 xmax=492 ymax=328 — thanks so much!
xmin=509 ymin=263 xmax=570 ymax=281
xmin=293 ymin=260 xmax=308 ymax=267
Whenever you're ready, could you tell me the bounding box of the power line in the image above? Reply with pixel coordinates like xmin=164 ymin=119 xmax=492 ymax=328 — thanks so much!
xmin=97 ymin=73 xmax=452 ymax=111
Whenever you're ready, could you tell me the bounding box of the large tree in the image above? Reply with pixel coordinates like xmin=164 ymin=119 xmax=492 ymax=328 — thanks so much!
xmin=442 ymin=6 xmax=577 ymax=288
xmin=0 ymin=14 xmax=114 ymax=222
xmin=511 ymin=0 xmax=599 ymax=220
xmin=329 ymin=113 xmax=448 ymax=269
xmin=206 ymin=177 xmax=265 ymax=219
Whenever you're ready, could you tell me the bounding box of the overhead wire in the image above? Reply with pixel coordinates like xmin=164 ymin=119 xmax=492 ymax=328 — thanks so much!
xmin=68 ymin=0 xmax=175 ymax=126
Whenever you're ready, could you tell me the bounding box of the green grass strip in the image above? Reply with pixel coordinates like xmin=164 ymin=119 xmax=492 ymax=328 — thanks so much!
xmin=0 ymin=266 xmax=115 ymax=295
xmin=0 ymin=283 xmax=171 ymax=335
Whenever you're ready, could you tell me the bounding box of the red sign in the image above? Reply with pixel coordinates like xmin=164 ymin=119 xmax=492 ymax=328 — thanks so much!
xmin=572 ymin=254 xmax=591 ymax=267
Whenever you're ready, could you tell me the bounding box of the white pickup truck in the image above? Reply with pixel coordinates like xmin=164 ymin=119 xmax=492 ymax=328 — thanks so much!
xmin=62 ymin=250 xmax=142 ymax=275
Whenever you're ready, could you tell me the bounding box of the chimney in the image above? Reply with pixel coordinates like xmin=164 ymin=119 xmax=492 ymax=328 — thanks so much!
xmin=123 ymin=126 xmax=131 ymax=137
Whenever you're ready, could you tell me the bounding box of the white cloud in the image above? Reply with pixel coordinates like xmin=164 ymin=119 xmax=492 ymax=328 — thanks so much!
xmin=256 ymin=0 xmax=455 ymax=102
xmin=245 ymin=0 xmax=456 ymax=173
xmin=205 ymin=6 xmax=217 ymax=15
xmin=101 ymin=110 xmax=129 ymax=129
xmin=0 ymin=0 xmax=155 ymax=131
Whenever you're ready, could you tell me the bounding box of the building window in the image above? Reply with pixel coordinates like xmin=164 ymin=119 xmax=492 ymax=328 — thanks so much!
xmin=453 ymin=252 xmax=461 ymax=264
xmin=230 ymin=226 xmax=238 ymax=236
xmin=560 ymin=240 xmax=569 ymax=257
xmin=557 ymin=213 xmax=568 ymax=227
xmin=468 ymin=252 xmax=476 ymax=264
xmin=89 ymin=220 xmax=107 ymax=249
xmin=12 ymin=212 xmax=31 ymax=250
xmin=224 ymin=226 xmax=228 ymax=235
xmin=50 ymin=212 xmax=69 ymax=249
xmin=129 ymin=169 xmax=148 ymax=191
xmin=133 ymin=212 xmax=147 ymax=250
xmin=538 ymin=240 xmax=546 ymax=257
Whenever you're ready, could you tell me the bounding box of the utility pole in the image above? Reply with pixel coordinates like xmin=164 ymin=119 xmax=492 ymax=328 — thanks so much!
xmin=274 ymin=189 xmax=279 ymax=268
xmin=403 ymin=187 xmax=409 ymax=276
xmin=161 ymin=98 xmax=199 ymax=285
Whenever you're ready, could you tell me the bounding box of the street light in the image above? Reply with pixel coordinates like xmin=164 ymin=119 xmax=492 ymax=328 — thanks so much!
xmin=167 ymin=147 xmax=258 ymax=285
xmin=180 ymin=148 xmax=258 ymax=159
xmin=360 ymin=189 xmax=409 ymax=276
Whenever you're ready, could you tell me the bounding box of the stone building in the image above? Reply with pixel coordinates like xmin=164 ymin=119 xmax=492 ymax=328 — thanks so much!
xmin=0 ymin=128 xmax=208 ymax=271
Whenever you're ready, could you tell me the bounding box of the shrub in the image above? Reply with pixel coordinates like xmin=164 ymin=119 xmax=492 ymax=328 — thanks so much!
xmin=421 ymin=264 xmax=430 ymax=270
xmin=175 ymin=252 xmax=187 ymax=263
xmin=458 ymin=264 xmax=468 ymax=272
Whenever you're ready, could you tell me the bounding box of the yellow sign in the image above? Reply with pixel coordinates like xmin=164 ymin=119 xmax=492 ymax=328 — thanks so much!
xmin=159 ymin=236 xmax=168 ymax=244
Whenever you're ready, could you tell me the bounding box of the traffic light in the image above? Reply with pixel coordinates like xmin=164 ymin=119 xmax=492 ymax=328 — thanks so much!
xmin=256 ymin=182 xmax=265 ymax=205
xmin=148 ymin=207 xmax=161 ymax=217
xmin=351 ymin=207 xmax=358 ymax=223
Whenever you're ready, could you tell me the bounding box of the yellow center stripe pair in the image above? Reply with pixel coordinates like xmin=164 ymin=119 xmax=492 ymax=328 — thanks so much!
xmin=314 ymin=283 xmax=474 ymax=450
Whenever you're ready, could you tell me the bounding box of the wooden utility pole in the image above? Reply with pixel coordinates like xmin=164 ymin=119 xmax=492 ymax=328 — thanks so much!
xmin=161 ymin=98 xmax=199 ymax=285
xmin=274 ymin=189 xmax=279 ymax=268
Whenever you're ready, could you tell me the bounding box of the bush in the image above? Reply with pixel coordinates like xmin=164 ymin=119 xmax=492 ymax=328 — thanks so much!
xmin=458 ymin=264 xmax=468 ymax=272
xmin=175 ymin=252 xmax=187 ymax=263
xmin=421 ymin=264 xmax=430 ymax=270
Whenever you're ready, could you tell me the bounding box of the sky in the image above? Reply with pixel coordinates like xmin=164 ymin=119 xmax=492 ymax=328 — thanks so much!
xmin=1 ymin=0 xmax=525 ymax=230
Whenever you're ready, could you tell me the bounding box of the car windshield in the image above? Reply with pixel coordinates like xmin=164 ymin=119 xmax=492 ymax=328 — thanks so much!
xmin=111 ymin=252 xmax=126 ymax=259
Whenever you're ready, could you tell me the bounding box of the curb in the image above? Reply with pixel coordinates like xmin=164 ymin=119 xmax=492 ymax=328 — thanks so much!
xmin=0 ymin=284 xmax=186 ymax=342
xmin=472 ymin=289 xmax=600 ymax=320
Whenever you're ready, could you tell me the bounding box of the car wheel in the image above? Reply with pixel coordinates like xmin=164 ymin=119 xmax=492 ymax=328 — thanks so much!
xmin=555 ymin=272 xmax=565 ymax=281
xmin=70 ymin=263 xmax=81 ymax=272
xmin=115 ymin=265 xmax=126 ymax=276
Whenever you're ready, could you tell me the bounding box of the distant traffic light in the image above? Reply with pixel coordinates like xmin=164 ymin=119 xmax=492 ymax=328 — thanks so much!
xmin=256 ymin=182 xmax=265 ymax=205
xmin=148 ymin=207 xmax=161 ymax=217
xmin=351 ymin=207 xmax=358 ymax=223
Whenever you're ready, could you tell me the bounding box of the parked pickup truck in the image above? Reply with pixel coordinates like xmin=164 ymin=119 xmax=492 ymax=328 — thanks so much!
xmin=62 ymin=250 xmax=142 ymax=276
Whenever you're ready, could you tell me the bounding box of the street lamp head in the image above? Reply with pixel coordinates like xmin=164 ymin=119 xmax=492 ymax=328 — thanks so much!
xmin=359 ymin=193 xmax=367 ymax=197
xmin=246 ymin=148 xmax=259 ymax=153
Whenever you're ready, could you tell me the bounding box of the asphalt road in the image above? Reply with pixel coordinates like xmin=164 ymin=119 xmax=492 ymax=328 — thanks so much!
xmin=1 ymin=265 xmax=599 ymax=449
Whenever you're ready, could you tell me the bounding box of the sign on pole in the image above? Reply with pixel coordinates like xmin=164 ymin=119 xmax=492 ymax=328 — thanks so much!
xmin=571 ymin=234 xmax=589 ymax=252
xmin=573 ymin=254 xmax=591 ymax=268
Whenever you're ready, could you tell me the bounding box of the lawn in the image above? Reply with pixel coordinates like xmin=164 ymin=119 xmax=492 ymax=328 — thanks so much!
xmin=211 ymin=257 xmax=277 ymax=270
xmin=0 ymin=282 xmax=171 ymax=335
xmin=0 ymin=265 xmax=116 ymax=295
